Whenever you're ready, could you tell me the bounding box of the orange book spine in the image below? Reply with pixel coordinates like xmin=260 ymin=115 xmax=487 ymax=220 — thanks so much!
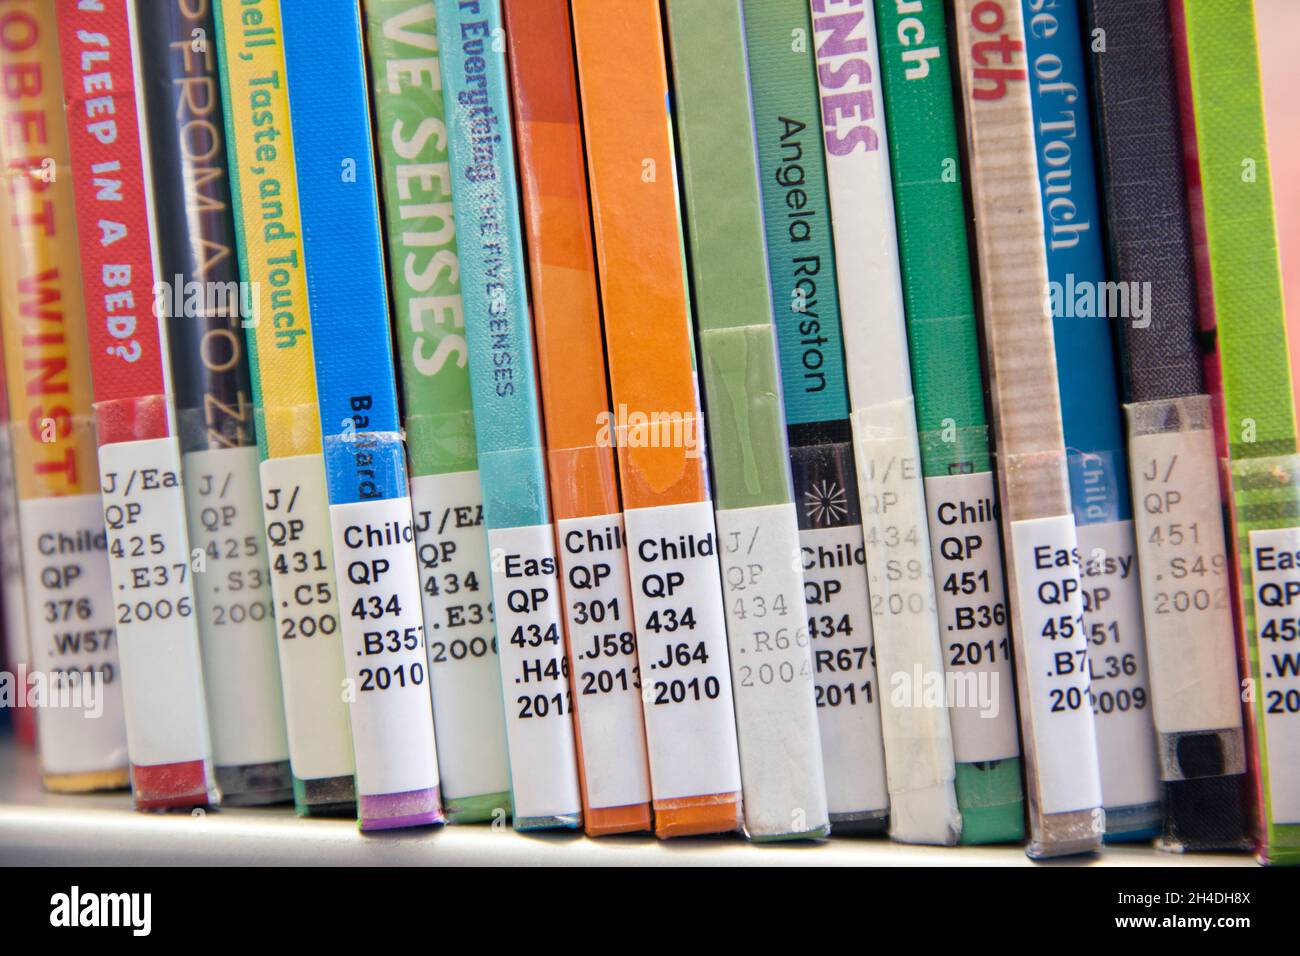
xmin=504 ymin=0 xmax=653 ymax=837
xmin=571 ymin=0 xmax=742 ymax=838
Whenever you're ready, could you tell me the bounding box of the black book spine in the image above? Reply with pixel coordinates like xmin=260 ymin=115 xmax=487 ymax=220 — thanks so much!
xmin=1084 ymin=0 xmax=1252 ymax=852
xmin=1083 ymin=0 xmax=1203 ymax=404
xmin=137 ymin=1 xmax=253 ymax=452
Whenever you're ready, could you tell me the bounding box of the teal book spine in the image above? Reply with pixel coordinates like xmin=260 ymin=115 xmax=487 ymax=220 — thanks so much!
xmin=434 ymin=0 xmax=583 ymax=831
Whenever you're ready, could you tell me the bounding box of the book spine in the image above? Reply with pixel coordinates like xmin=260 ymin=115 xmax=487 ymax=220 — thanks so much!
xmin=742 ymin=0 xmax=889 ymax=833
xmin=810 ymin=0 xmax=960 ymax=844
xmin=0 ymin=9 xmax=127 ymax=789
xmin=952 ymin=0 xmax=1103 ymax=857
xmin=364 ymin=0 xmax=511 ymax=826
xmin=1021 ymin=0 xmax=1159 ymax=840
xmin=1084 ymin=0 xmax=1250 ymax=852
xmin=1176 ymin=0 xmax=1300 ymax=866
xmin=434 ymin=0 xmax=583 ymax=831
xmin=280 ymin=0 xmax=442 ymax=831
xmin=502 ymin=0 xmax=653 ymax=836
xmin=571 ymin=0 xmax=743 ymax=838
xmin=872 ymin=0 xmax=1025 ymax=843
xmin=214 ymin=0 xmax=357 ymax=816
xmin=666 ymin=0 xmax=828 ymax=842
xmin=57 ymin=0 xmax=214 ymax=809
xmin=135 ymin=0 xmax=290 ymax=807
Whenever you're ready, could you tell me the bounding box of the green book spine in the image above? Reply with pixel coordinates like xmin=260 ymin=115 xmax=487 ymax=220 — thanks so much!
xmin=364 ymin=0 xmax=511 ymax=824
xmin=367 ymin=2 xmax=475 ymax=478
xmin=666 ymin=0 xmax=829 ymax=841
xmin=1179 ymin=0 xmax=1300 ymax=866
xmin=742 ymin=0 xmax=889 ymax=831
xmin=872 ymin=0 xmax=1023 ymax=842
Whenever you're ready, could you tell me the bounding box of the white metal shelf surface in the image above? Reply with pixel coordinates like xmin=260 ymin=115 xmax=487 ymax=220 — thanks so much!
xmin=0 ymin=740 xmax=1256 ymax=866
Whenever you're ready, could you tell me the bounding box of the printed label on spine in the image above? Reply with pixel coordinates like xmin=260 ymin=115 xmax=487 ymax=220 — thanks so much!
xmin=18 ymin=494 xmax=126 ymax=775
xmin=1249 ymin=525 xmax=1300 ymax=824
xmin=410 ymin=470 xmax=510 ymax=801
xmin=801 ymin=522 xmax=888 ymax=815
xmin=925 ymin=471 xmax=1019 ymax=763
xmin=1009 ymin=514 xmax=1102 ymax=815
xmin=854 ymin=419 xmax=956 ymax=793
xmin=717 ymin=502 xmax=827 ymax=834
xmin=792 ymin=441 xmax=888 ymax=815
xmin=260 ymin=455 xmax=354 ymax=781
xmin=557 ymin=511 xmax=651 ymax=811
xmin=184 ymin=446 xmax=287 ymax=766
xmin=330 ymin=495 xmax=439 ymax=798
xmin=1077 ymin=519 xmax=1159 ymax=810
xmin=488 ymin=522 xmax=583 ymax=820
xmin=98 ymin=438 xmax=210 ymax=766
xmin=1128 ymin=429 xmax=1240 ymax=735
xmin=623 ymin=500 xmax=741 ymax=801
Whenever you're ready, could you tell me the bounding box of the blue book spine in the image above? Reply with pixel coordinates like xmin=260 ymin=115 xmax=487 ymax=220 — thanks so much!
xmin=281 ymin=0 xmax=442 ymax=831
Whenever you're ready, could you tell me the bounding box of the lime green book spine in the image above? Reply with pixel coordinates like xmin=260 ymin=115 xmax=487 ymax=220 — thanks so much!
xmin=1178 ymin=0 xmax=1300 ymax=866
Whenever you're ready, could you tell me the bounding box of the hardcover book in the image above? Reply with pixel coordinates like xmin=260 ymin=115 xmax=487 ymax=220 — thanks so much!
xmin=1176 ymin=0 xmax=1300 ymax=866
xmin=743 ymin=0 xmax=889 ymax=834
xmin=136 ymin=0 xmax=291 ymax=807
xmin=1021 ymin=0 xmax=1159 ymax=840
xmin=810 ymin=0 xmax=960 ymax=844
xmin=0 ymin=3 xmax=127 ymax=793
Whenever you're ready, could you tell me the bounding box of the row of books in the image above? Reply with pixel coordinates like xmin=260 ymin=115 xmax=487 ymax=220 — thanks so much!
xmin=0 ymin=0 xmax=1292 ymax=864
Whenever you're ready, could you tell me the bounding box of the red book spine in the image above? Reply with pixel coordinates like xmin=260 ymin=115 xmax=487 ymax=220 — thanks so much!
xmin=57 ymin=0 xmax=168 ymax=444
xmin=55 ymin=0 xmax=215 ymax=810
